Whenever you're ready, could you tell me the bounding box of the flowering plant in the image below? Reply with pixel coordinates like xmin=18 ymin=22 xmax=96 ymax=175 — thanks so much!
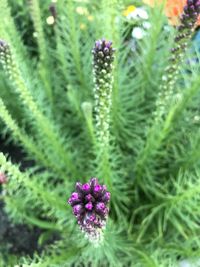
xmin=0 ymin=0 xmax=200 ymax=266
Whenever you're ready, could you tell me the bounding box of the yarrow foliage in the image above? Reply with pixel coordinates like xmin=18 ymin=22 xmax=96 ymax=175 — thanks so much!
xmin=92 ymin=39 xmax=115 ymax=145
xmin=156 ymin=0 xmax=200 ymax=117
xmin=68 ymin=178 xmax=110 ymax=244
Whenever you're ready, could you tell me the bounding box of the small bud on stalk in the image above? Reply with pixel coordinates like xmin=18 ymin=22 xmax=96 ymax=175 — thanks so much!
xmin=0 ymin=40 xmax=16 ymax=80
xmin=92 ymin=39 xmax=115 ymax=146
xmin=156 ymin=0 xmax=200 ymax=117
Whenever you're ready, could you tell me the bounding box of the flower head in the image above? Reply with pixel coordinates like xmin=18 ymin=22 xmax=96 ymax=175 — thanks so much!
xmin=155 ymin=0 xmax=200 ymax=119
xmin=92 ymin=39 xmax=115 ymax=82
xmin=92 ymin=39 xmax=115 ymax=145
xmin=180 ymin=0 xmax=200 ymax=28
xmin=68 ymin=178 xmax=110 ymax=243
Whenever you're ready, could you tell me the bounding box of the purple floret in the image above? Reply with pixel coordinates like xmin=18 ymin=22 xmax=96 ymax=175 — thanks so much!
xmin=180 ymin=0 xmax=200 ymax=28
xmin=92 ymin=39 xmax=115 ymax=86
xmin=68 ymin=192 xmax=81 ymax=205
xmin=82 ymin=183 xmax=90 ymax=193
xmin=68 ymin=177 xmax=110 ymax=241
xmin=94 ymin=184 xmax=102 ymax=193
xmin=85 ymin=202 xmax=93 ymax=211
xmin=159 ymin=0 xmax=200 ymax=98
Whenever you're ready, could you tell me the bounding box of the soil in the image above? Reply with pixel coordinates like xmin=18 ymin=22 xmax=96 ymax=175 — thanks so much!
xmin=0 ymin=136 xmax=47 ymax=259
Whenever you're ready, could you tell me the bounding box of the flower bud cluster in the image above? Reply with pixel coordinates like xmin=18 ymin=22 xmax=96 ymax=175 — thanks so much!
xmin=92 ymin=39 xmax=115 ymax=145
xmin=0 ymin=40 xmax=16 ymax=80
xmin=68 ymin=178 xmax=110 ymax=244
xmin=156 ymin=0 xmax=200 ymax=118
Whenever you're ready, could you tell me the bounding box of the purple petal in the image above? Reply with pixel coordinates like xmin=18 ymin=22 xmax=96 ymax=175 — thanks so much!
xmin=102 ymin=191 xmax=111 ymax=202
xmin=85 ymin=202 xmax=93 ymax=211
xmin=75 ymin=182 xmax=83 ymax=193
xmin=94 ymin=184 xmax=102 ymax=193
xmin=73 ymin=204 xmax=83 ymax=216
xmin=96 ymin=202 xmax=105 ymax=212
xmin=82 ymin=183 xmax=90 ymax=193
xmin=85 ymin=194 xmax=93 ymax=202
xmin=90 ymin=177 xmax=98 ymax=187
xmin=68 ymin=192 xmax=81 ymax=205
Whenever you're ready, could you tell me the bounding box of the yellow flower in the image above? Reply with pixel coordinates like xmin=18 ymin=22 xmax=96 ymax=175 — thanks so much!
xmin=80 ymin=23 xmax=87 ymax=30
xmin=76 ymin=6 xmax=89 ymax=15
xmin=87 ymin=15 xmax=94 ymax=21
xmin=123 ymin=5 xmax=136 ymax=17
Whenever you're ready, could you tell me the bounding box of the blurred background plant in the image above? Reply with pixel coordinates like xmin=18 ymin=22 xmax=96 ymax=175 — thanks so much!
xmin=0 ymin=0 xmax=200 ymax=266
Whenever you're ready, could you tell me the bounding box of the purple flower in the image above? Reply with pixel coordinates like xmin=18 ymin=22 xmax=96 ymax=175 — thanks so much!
xmin=156 ymin=1 xmax=200 ymax=117
xmin=68 ymin=177 xmax=110 ymax=243
xmin=172 ymin=0 xmax=200 ymax=58
xmin=169 ymin=0 xmax=200 ymax=66
xmin=92 ymin=39 xmax=115 ymax=87
xmin=92 ymin=39 xmax=116 ymax=144
xmin=0 ymin=172 xmax=7 ymax=184
xmin=181 ymin=1 xmax=200 ymax=27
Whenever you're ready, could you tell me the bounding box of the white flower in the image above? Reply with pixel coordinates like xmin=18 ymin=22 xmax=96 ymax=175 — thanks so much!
xmin=46 ymin=16 xmax=55 ymax=25
xmin=132 ymin=27 xmax=146 ymax=40
xmin=129 ymin=39 xmax=137 ymax=52
xmin=143 ymin=21 xmax=151 ymax=29
xmin=179 ymin=259 xmax=200 ymax=267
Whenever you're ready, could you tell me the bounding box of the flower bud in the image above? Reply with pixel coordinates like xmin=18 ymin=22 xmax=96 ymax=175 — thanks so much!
xmin=92 ymin=39 xmax=115 ymax=145
xmin=68 ymin=177 xmax=111 ymax=244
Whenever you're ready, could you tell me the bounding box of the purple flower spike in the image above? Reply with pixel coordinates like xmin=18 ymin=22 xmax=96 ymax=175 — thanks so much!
xmin=92 ymin=39 xmax=115 ymax=145
xmin=68 ymin=177 xmax=111 ymax=244
xmin=156 ymin=0 xmax=200 ymax=118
